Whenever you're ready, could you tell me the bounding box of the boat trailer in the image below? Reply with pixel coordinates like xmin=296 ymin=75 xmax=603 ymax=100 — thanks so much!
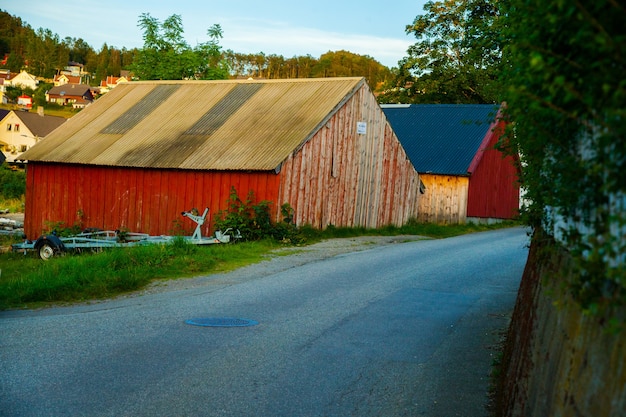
xmin=12 ymin=208 xmax=240 ymax=260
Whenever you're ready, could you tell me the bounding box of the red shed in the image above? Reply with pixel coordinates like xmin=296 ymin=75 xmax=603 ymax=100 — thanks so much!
xmin=382 ymin=104 xmax=519 ymax=223
xmin=19 ymin=78 xmax=421 ymax=238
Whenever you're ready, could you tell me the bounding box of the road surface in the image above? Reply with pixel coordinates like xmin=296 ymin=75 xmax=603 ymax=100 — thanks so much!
xmin=0 ymin=228 xmax=529 ymax=416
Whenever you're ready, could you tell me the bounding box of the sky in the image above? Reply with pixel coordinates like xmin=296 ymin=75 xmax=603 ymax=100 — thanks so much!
xmin=3 ymin=1 xmax=429 ymax=69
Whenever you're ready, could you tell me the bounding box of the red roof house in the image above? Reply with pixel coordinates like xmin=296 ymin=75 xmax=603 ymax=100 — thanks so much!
xmin=46 ymin=84 xmax=94 ymax=108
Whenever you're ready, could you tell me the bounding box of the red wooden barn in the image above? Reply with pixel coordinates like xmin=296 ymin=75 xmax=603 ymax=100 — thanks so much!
xmin=19 ymin=78 xmax=421 ymax=239
xmin=382 ymin=104 xmax=520 ymax=223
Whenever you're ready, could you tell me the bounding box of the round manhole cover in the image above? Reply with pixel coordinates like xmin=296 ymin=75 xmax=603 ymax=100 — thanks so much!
xmin=185 ymin=317 xmax=258 ymax=327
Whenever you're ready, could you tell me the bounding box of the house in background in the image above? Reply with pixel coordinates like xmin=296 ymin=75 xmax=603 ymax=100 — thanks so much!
xmin=17 ymin=94 xmax=32 ymax=109
xmin=60 ymin=62 xmax=86 ymax=77
xmin=0 ymin=70 xmax=39 ymax=103
xmin=382 ymin=104 xmax=520 ymax=224
xmin=46 ymin=84 xmax=94 ymax=108
xmin=3 ymin=70 xmax=39 ymax=90
xmin=19 ymin=77 xmax=422 ymax=238
xmin=53 ymin=74 xmax=82 ymax=86
xmin=0 ymin=110 xmax=66 ymax=164
xmin=98 ymin=75 xmax=130 ymax=93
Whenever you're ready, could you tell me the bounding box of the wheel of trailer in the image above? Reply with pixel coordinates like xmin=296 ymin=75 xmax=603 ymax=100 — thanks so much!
xmin=38 ymin=243 xmax=56 ymax=260
xmin=35 ymin=236 xmax=65 ymax=261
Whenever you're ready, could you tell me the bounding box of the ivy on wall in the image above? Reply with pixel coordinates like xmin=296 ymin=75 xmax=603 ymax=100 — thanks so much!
xmin=499 ymin=0 xmax=626 ymax=312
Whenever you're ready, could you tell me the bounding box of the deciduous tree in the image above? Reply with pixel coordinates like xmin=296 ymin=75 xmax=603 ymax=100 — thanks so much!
xmin=131 ymin=13 xmax=228 ymax=80
xmin=380 ymin=0 xmax=500 ymax=104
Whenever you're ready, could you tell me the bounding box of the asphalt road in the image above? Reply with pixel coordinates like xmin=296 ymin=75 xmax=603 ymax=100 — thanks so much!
xmin=0 ymin=228 xmax=529 ymax=417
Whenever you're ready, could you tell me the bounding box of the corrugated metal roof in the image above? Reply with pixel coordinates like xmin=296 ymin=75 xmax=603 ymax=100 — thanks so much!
xmin=21 ymin=78 xmax=364 ymax=170
xmin=382 ymin=104 xmax=500 ymax=176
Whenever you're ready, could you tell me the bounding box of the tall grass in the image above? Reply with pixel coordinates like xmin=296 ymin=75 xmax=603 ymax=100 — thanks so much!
xmin=303 ymin=218 xmax=520 ymax=241
xmin=0 ymin=238 xmax=277 ymax=310
xmin=0 ymin=196 xmax=25 ymax=213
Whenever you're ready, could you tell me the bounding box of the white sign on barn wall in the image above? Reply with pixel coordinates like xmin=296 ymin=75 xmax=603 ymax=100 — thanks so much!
xmin=357 ymin=121 xmax=367 ymax=135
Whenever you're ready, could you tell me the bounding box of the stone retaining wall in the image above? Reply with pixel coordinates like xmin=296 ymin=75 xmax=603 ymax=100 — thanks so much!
xmin=496 ymin=237 xmax=626 ymax=416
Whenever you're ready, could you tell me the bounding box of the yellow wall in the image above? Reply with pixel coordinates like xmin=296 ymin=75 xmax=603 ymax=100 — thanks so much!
xmin=417 ymin=174 xmax=468 ymax=224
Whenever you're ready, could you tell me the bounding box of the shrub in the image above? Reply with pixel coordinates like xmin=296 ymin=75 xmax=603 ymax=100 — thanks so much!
xmin=213 ymin=187 xmax=300 ymax=242
xmin=0 ymin=163 xmax=25 ymax=199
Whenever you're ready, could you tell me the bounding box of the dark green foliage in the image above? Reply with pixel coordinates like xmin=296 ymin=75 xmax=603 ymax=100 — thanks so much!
xmin=32 ymin=82 xmax=52 ymax=106
xmin=4 ymin=85 xmax=33 ymax=103
xmin=499 ymin=0 xmax=626 ymax=312
xmin=212 ymin=187 xmax=257 ymax=239
xmin=213 ymin=187 xmax=300 ymax=242
xmin=379 ymin=0 xmax=501 ymax=104
xmin=129 ymin=13 xmax=227 ymax=80
xmin=0 ymin=163 xmax=25 ymax=199
xmin=0 ymin=10 xmax=136 ymax=87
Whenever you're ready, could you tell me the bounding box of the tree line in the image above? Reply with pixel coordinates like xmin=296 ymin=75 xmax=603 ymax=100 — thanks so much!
xmin=0 ymin=10 xmax=391 ymax=90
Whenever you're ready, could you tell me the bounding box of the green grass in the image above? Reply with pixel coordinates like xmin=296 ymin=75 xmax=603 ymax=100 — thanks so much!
xmin=0 ymin=238 xmax=279 ymax=310
xmin=0 ymin=196 xmax=25 ymax=213
xmin=301 ymin=219 xmax=520 ymax=241
xmin=0 ymin=221 xmax=520 ymax=310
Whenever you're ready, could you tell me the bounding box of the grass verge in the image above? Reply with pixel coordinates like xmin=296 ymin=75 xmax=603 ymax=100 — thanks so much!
xmin=0 ymin=197 xmax=25 ymax=214
xmin=0 ymin=221 xmax=520 ymax=310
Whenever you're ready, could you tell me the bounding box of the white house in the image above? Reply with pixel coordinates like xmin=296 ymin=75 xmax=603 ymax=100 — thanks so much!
xmin=0 ymin=110 xmax=65 ymax=164
xmin=6 ymin=70 xmax=39 ymax=90
xmin=53 ymin=74 xmax=82 ymax=86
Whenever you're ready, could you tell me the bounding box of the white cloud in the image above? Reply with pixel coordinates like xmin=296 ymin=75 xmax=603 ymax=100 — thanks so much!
xmin=217 ymin=21 xmax=411 ymax=67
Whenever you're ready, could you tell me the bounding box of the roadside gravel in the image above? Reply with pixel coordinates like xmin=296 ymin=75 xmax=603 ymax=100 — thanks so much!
xmin=138 ymin=235 xmax=430 ymax=295
xmin=0 ymin=213 xmax=23 ymax=222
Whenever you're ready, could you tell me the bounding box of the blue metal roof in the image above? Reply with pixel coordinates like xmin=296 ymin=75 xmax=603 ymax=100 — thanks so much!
xmin=382 ymin=104 xmax=500 ymax=176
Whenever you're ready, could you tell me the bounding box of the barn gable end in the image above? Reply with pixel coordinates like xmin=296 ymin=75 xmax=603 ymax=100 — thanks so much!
xmin=279 ymin=82 xmax=420 ymax=228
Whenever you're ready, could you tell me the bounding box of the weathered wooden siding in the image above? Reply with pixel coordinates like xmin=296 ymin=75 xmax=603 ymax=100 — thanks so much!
xmin=277 ymin=83 xmax=420 ymax=228
xmin=23 ymin=163 xmax=281 ymax=239
xmin=417 ymin=174 xmax=469 ymax=224
xmin=467 ymin=120 xmax=520 ymax=219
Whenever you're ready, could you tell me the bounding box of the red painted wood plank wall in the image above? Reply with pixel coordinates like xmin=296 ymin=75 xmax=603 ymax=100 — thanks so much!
xmin=466 ymin=120 xmax=520 ymax=219
xmin=23 ymin=163 xmax=281 ymax=239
